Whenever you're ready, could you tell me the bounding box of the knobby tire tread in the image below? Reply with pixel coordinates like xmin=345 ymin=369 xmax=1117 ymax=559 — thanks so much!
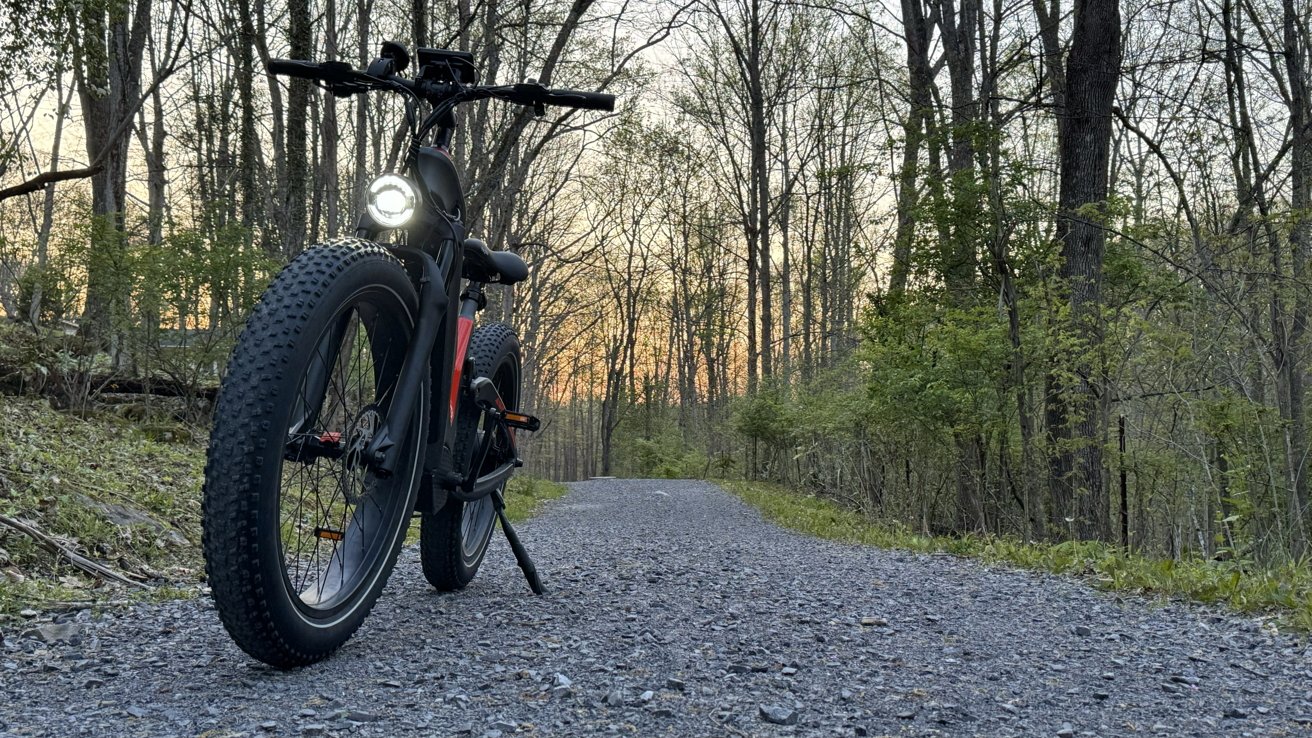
xmin=202 ymin=240 xmax=417 ymax=668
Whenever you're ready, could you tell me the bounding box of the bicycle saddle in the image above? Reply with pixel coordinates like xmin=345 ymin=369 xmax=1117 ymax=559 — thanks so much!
xmin=462 ymin=238 xmax=529 ymax=285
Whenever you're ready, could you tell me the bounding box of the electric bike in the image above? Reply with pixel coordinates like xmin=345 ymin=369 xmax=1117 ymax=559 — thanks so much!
xmin=201 ymin=42 xmax=614 ymax=668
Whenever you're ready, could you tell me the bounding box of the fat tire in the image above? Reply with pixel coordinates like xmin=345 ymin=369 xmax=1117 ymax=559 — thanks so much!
xmin=202 ymin=240 xmax=426 ymax=668
xmin=420 ymin=322 xmax=521 ymax=591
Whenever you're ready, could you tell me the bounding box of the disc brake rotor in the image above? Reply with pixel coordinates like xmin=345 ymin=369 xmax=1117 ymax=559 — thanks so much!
xmin=341 ymin=404 xmax=383 ymax=503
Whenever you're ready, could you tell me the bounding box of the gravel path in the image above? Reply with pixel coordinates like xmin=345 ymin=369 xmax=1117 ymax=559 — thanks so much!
xmin=3 ymin=479 xmax=1312 ymax=737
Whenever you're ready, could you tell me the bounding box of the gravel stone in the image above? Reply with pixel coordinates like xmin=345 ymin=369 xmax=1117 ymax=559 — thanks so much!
xmin=759 ymin=704 xmax=797 ymax=725
xmin=22 ymin=623 xmax=80 ymax=644
xmin=0 ymin=479 xmax=1309 ymax=737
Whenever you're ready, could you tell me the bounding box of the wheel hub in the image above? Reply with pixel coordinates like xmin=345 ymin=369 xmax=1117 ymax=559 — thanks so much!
xmin=345 ymin=405 xmax=382 ymax=457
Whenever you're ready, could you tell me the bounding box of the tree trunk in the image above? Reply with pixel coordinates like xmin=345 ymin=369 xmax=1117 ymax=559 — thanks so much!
xmin=236 ymin=0 xmax=264 ymax=239
xmin=321 ymin=0 xmax=341 ymax=236
xmin=355 ymin=0 xmax=373 ymax=210
xmin=1046 ymin=0 xmax=1121 ymax=541
xmin=30 ymin=70 xmax=74 ymax=327
xmin=283 ymin=0 xmax=312 ymax=257
xmin=76 ymin=0 xmax=153 ymax=345
xmin=889 ymin=0 xmax=932 ymax=298
xmin=1280 ymin=0 xmax=1311 ymax=552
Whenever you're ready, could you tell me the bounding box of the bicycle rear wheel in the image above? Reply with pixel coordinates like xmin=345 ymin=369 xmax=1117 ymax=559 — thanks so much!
xmin=420 ymin=322 xmax=520 ymax=591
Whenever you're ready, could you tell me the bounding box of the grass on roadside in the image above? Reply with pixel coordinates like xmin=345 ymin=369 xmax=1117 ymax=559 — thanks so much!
xmin=501 ymin=476 xmax=569 ymax=522
xmin=0 ymin=395 xmax=207 ymax=615
xmin=722 ymin=479 xmax=1312 ymax=633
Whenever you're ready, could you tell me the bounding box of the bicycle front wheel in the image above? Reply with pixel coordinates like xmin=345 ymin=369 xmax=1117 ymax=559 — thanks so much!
xmin=203 ymin=240 xmax=427 ymax=668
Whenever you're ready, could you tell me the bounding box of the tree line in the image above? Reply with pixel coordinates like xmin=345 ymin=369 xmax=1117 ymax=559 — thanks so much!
xmin=1 ymin=0 xmax=1311 ymax=564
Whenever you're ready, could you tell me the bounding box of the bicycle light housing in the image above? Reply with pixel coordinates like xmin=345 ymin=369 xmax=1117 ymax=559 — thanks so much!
xmin=366 ymin=174 xmax=418 ymax=228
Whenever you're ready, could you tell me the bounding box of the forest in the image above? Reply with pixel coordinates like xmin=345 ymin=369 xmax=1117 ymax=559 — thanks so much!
xmin=0 ymin=0 xmax=1310 ymax=575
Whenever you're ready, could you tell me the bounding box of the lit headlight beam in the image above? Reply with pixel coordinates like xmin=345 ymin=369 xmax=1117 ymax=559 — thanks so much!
xmin=366 ymin=174 xmax=418 ymax=229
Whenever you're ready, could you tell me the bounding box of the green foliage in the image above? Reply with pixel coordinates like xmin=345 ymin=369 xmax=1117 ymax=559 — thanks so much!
xmin=731 ymin=389 xmax=794 ymax=445
xmin=2 ymin=199 xmax=275 ymax=412
xmin=859 ymin=297 xmax=1013 ymax=436
xmin=15 ymin=265 xmax=69 ymax=325
xmin=628 ymin=436 xmax=708 ymax=479
xmin=725 ymin=480 xmax=1312 ymax=632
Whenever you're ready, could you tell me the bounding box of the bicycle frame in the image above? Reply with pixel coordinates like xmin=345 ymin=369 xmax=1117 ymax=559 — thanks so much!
xmin=355 ymin=138 xmax=481 ymax=511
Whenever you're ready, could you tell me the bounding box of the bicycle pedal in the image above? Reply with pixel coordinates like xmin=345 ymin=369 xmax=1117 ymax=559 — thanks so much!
xmin=501 ymin=411 xmax=540 ymax=432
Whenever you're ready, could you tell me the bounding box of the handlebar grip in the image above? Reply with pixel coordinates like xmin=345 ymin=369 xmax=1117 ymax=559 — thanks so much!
xmin=267 ymin=59 xmax=324 ymax=79
xmin=267 ymin=59 xmax=360 ymax=86
xmin=545 ymin=88 xmax=616 ymax=112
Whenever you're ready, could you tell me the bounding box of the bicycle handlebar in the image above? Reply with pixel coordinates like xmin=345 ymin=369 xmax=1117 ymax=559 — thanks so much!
xmin=266 ymin=58 xmax=615 ymax=113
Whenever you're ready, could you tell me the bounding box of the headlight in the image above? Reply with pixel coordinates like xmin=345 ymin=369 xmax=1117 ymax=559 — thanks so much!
xmin=366 ymin=174 xmax=418 ymax=229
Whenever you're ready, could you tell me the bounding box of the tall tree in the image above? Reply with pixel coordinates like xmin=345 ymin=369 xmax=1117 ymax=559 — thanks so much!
xmin=1045 ymin=0 xmax=1122 ymax=540
xmin=1277 ymin=0 xmax=1311 ymax=552
xmin=74 ymin=0 xmax=153 ymax=344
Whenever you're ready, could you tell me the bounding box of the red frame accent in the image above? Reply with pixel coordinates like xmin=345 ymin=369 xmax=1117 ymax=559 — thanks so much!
xmin=448 ymin=315 xmax=474 ymax=422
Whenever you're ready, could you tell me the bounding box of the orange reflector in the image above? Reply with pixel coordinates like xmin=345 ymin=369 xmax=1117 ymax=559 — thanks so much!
xmin=314 ymin=527 xmax=345 ymax=541
xmin=504 ymin=412 xmax=531 ymax=424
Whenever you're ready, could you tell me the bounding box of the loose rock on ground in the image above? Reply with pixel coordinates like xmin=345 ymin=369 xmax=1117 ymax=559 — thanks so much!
xmin=2 ymin=479 xmax=1311 ymax=736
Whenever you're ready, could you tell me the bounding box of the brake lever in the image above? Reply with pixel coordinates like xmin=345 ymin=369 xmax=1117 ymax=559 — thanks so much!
xmin=327 ymin=80 xmax=373 ymax=98
xmin=516 ymin=78 xmax=549 ymax=118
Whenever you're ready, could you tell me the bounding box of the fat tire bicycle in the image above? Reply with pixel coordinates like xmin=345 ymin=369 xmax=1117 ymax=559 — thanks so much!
xmin=201 ymin=42 xmax=613 ymax=668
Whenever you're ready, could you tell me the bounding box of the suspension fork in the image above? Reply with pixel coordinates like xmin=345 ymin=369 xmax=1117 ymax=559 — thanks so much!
xmin=363 ymin=245 xmax=454 ymax=477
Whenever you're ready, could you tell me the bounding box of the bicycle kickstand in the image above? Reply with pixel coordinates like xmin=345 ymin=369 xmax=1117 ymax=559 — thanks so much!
xmin=491 ymin=489 xmax=546 ymax=595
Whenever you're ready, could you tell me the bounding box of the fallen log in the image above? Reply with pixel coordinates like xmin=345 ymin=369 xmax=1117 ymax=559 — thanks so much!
xmin=0 ymin=364 xmax=218 ymax=401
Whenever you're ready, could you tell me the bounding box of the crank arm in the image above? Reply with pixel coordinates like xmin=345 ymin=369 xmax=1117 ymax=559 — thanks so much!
xmin=283 ymin=432 xmax=347 ymax=463
xmin=449 ymin=459 xmax=517 ymax=502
